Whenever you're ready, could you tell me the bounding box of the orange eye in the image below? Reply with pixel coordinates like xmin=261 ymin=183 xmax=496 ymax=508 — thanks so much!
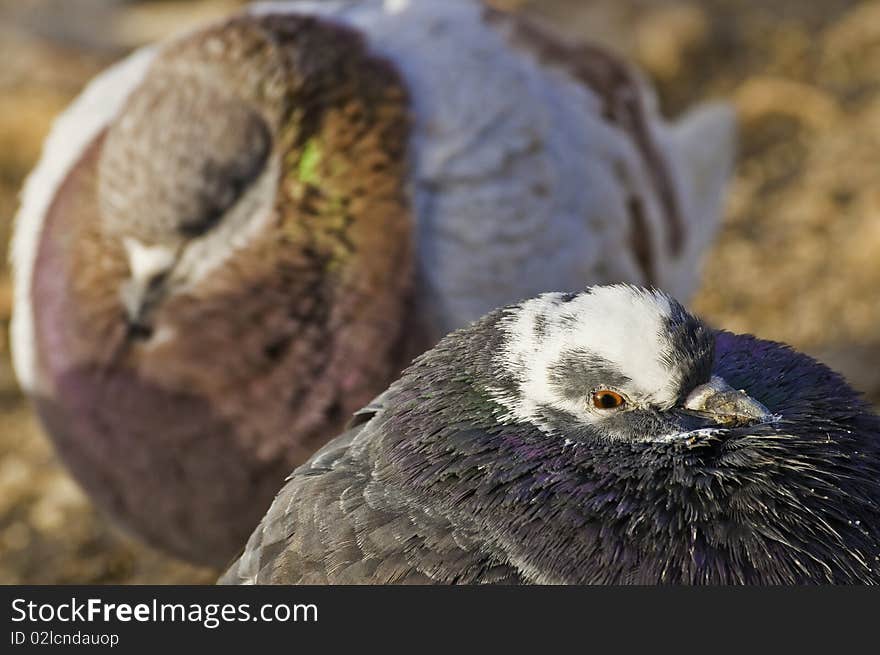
xmin=592 ymin=390 xmax=626 ymax=410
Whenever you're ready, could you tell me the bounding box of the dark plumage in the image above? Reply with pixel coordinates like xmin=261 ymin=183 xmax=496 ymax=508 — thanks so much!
xmin=221 ymin=286 xmax=880 ymax=584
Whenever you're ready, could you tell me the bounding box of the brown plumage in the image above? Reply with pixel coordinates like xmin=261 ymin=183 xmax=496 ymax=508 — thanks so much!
xmin=26 ymin=15 xmax=415 ymax=563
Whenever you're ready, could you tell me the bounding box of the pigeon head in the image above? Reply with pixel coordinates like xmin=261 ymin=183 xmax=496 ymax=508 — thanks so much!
xmin=488 ymin=285 xmax=771 ymax=443
xmin=380 ymin=285 xmax=880 ymax=584
xmin=93 ymin=16 xmax=410 ymax=342
xmin=96 ymin=19 xmax=284 ymax=334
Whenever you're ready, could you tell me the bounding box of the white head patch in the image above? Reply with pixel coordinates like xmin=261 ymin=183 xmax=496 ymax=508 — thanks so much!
xmin=490 ymin=286 xmax=684 ymax=426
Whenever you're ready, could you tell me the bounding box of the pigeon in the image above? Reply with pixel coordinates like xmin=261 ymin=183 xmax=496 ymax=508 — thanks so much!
xmin=221 ymin=285 xmax=880 ymax=585
xmin=10 ymin=0 xmax=735 ymax=565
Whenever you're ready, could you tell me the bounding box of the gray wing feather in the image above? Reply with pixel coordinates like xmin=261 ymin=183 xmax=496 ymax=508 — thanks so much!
xmin=218 ymin=418 xmax=374 ymax=585
xmin=219 ymin=393 xmax=522 ymax=585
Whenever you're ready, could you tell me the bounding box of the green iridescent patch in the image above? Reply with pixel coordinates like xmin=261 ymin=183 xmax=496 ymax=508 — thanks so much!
xmin=297 ymin=138 xmax=323 ymax=186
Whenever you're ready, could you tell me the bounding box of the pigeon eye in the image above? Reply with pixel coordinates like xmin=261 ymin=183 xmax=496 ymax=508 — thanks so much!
xmin=592 ymin=390 xmax=626 ymax=410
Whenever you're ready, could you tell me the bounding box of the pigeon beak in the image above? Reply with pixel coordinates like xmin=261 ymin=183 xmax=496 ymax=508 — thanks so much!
xmin=120 ymin=239 xmax=177 ymax=340
xmin=680 ymin=375 xmax=772 ymax=427
xmin=120 ymin=275 xmax=168 ymax=339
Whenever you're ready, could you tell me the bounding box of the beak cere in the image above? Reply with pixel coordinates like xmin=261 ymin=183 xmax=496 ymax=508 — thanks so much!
xmin=683 ymin=376 xmax=771 ymax=426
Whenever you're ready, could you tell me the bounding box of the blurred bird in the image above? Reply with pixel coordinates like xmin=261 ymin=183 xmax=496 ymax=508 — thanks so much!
xmin=222 ymin=285 xmax=880 ymax=585
xmin=10 ymin=0 xmax=735 ymax=565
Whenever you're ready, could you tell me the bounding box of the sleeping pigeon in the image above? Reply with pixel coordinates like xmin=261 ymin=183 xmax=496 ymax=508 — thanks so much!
xmin=10 ymin=0 xmax=735 ymax=565
xmin=221 ymin=285 xmax=880 ymax=585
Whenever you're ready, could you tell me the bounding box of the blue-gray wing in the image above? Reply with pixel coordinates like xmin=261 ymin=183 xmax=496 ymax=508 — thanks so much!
xmin=218 ymin=394 xmax=522 ymax=585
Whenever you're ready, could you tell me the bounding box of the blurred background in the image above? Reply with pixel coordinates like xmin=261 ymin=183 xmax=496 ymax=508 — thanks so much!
xmin=1 ymin=0 xmax=879 ymax=583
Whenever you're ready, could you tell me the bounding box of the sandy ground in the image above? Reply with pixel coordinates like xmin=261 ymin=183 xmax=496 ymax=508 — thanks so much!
xmin=1 ymin=0 xmax=879 ymax=584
